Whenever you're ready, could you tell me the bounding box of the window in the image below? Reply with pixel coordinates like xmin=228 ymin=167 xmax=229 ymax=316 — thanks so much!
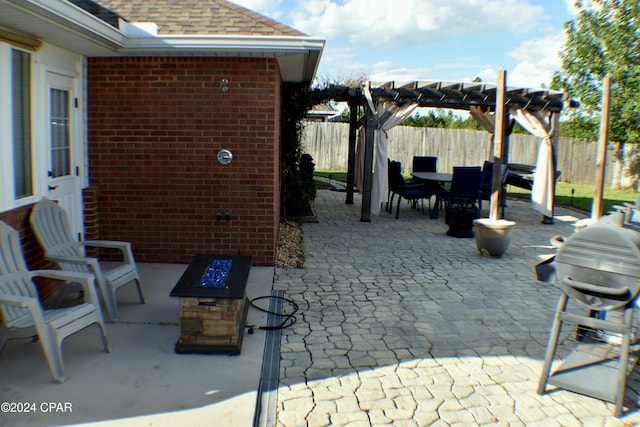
xmin=50 ymin=88 xmax=71 ymax=177
xmin=11 ymin=48 xmax=32 ymax=198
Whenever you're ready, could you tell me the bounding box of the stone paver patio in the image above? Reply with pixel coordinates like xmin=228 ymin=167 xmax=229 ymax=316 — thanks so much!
xmin=273 ymin=189 xmax=640 ymax=426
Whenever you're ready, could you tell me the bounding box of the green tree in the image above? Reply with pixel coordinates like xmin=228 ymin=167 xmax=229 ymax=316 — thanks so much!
xmin=552 ymin=0 xmax=640 ymax=188
xmin=558 ymin=112 xmax=600 ymax=140
xmin=281 ymin=79 xmax=357 ymax=216
xmin=404 ymin=109 xmax=491 ymax=131
xmin=404 ymin=110 xmax=449 ymax=128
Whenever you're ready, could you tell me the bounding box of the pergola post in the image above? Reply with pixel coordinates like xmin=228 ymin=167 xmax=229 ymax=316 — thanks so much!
xmin=500 ymin=114 xmax=512 ymax=218
xmin=550 ymin=112 xmax=561 ymax=222
xmin=490 ymin=70 xmax=507 ymax=220
xmin=360 ymin=102 xmax=376 ymax=222
xmin=345 ymin=99 xmax=359 ymax=205
xmin=592 ymin=76 xmax=611 ymax=220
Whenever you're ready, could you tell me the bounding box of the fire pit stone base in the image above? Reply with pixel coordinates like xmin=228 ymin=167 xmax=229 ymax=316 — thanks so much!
xmin=175 ymin=296 xmax=249 ymax=355
xmin=170 ymin=254 xmax=252 ymax=355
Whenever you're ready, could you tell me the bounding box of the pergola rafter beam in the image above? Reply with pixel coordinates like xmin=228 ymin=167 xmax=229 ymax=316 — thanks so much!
xmin=360 ymin=81 xmax=571 ymax=113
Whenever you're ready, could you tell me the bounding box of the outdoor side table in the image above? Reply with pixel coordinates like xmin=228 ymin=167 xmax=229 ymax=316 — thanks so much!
xmin=170 ymin=254 xmax=252 ymax=355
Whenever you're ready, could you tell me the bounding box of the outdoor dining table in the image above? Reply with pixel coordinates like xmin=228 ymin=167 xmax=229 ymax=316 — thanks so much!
xmin=411 ymin=171 xmax=453 ymax=219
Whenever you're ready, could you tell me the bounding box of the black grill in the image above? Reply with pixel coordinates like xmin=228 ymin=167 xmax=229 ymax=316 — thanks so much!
xmin=556 ymin=218 xmax=640 ymax=311
xmin=538 ymin=212 xmax=640 ymax=417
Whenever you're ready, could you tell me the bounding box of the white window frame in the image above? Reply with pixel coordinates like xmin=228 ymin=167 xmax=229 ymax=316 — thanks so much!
xmin=0 ymin=43 xmax=12 ymax=210
xmin=11 ymin=47 xmax=34 ymax=201
xmin=0 ymin=43 xmax=38 ymax=211
xmin=0 ymin=42 xmax=87 ymax=214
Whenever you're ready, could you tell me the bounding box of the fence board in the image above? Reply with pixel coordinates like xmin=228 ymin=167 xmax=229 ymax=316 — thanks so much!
xmin=301 ymin=121 xmax=615 ymax=185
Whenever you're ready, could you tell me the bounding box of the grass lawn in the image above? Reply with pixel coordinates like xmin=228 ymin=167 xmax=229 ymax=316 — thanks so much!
xmin=315 ymin=170 xmax=637 ymax=215
xmin=505 ymin=182 xmax=636 ymax=214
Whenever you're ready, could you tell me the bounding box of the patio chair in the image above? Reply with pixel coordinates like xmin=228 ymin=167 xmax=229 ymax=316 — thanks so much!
xmin=0 ymin=221 xmax=110 ymax=383
xmin=387 ymin=160 xmax=435 ymax=219
xmin=440 ymin=166 xmax=482 ymax=237
xmin=411 ymin=156 xmax=442 ymax=196
xmin=440 ymin=166 xmax=483 ymax=209
xmin=412 ymin=156 xmax=437 ymax=174
xmin=30 ymin=198 xmax=145 ymax=322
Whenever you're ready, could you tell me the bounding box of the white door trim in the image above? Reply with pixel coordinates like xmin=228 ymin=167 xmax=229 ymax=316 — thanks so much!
xmin=44 ymin=70 xmax=84 ymax=238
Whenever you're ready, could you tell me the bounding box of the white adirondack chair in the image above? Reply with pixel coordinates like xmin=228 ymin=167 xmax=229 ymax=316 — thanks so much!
xmin=0 ymin=221 xmax=110 ymax=383
xmin=30 ymin=198 xmax=145 ymax=322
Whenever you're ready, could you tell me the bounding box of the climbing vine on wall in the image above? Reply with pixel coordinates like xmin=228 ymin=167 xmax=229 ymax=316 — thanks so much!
xmin=280 ymin=83 xmax=351 ymax=217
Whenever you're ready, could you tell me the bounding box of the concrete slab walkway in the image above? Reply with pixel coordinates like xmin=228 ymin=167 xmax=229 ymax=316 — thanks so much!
xmin=0 ymin=263 xmax=274 ymax=427
xmin=273 ymin=189 xmax=640 ymax=426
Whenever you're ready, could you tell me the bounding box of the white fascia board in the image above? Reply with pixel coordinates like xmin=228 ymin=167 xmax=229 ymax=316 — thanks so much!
xmin=120 ymin=35 xmax=325 ymax=83
xmin=120 ymin=35 xmax=325 ymax=57
xmin=5 ymin=0 xmax=125 ymax=48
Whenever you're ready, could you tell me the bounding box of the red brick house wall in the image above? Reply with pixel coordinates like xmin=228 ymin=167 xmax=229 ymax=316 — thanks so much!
xmin=0 ymin=205 xmax=46 ymax=270
xmin=87 ymin=57 xmax=281 ymax=265
xmin=0 ymin=204 xmax=60 ymax=300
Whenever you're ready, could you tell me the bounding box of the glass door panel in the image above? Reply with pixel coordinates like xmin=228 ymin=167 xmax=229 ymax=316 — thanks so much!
xmin=50 ymin=88 xmax=71 ymax=178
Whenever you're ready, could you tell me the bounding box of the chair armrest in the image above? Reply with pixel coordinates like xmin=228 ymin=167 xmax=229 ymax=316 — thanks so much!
xmin=45 ymin=255 xmax=105 ymax=289
xmin=30 ymin=270 xmax=101 ymax=307
xmin=46 ymin=254 xmax=99 ymax=267
xmin=30 ymin=269 xmax=94 ymax=283
xmin=82 ymin=240 xmax=135 ymax=264
xmin=83 ymin=240 xmax=130 ymax=250
xmin=0 ymin=294 xmax=33 ymax=308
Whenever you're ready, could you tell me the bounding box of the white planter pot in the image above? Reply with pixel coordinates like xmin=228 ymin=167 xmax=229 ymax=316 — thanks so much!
xmin=473 ymin=218 xmax=516 ymax=258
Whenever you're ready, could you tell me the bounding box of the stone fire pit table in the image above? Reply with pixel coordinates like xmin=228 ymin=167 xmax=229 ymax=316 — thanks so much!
xmin=169 ymin=254 xmax=252 ymax=355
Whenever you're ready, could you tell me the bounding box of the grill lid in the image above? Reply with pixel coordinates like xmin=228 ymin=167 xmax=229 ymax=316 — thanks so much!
xmin=555 ymin=217 xmax=640 ymax=310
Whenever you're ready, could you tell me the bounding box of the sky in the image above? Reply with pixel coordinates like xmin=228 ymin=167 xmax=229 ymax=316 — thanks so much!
xmin=229 ymin=0 xmax=580 ymax=90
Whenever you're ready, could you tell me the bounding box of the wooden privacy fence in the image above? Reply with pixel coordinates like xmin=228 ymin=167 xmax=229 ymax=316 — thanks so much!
xmin=301 ymin=121 xmax=615 ymax=185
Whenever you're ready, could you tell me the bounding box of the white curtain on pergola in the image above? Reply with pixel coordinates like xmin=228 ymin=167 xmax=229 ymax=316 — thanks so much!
xmin=511 ymin=109 xmax=555 ymax=217
xmin=370 ymin=101 xmax=419 ymax=215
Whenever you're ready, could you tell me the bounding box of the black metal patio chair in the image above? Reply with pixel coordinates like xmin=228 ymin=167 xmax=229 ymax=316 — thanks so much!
xmin=441 ymin=166 xmax=482 ymax=237
xmin=387 ymin=160 xmax=436 ymax=219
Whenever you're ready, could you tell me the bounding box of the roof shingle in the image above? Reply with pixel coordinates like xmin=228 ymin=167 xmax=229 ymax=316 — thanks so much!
xmin=75 ymin=0 xmax=308 ymax=37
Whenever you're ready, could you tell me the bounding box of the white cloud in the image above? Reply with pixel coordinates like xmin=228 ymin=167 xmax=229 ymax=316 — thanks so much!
xmin=471 ymin=32 xmax=565 ymax=88
xmin=227 ymin=0 xmax=284 ymax=20
xmin=508 ymin=32 xmax=565 ymax=88
xmin=292 ymin=0 xmax=545 ymax=47
xmin=563 ymin=0 xmax=580 ymax=15
xmin=313 ymin=46 xmax=371 ymax=82
xmin=231 ymin=0 xmax=570 ymax=90
xmin=367 ymin=60 xmax=491 ymax=82
xmin=369 ymin=61 xmax=425 ymax=82
xmin=474 ymin=67 xmax=499 ymax=84
xmin=315 ymin=49 xmax=487 ymax=83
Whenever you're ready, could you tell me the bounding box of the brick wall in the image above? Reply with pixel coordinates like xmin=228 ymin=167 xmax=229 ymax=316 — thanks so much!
xmin=82 ymin=187 xmax=100 ymax=258
xmin=87 ymin=57 xmax=281 ymax=265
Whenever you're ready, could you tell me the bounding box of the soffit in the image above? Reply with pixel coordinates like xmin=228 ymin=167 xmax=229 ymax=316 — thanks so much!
xmin=0 ymin=0 xmax=124 ymax=55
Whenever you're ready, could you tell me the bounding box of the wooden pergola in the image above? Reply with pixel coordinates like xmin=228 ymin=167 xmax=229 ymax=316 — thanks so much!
xmin=334 ymin=77 xmax=578 ymax=222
